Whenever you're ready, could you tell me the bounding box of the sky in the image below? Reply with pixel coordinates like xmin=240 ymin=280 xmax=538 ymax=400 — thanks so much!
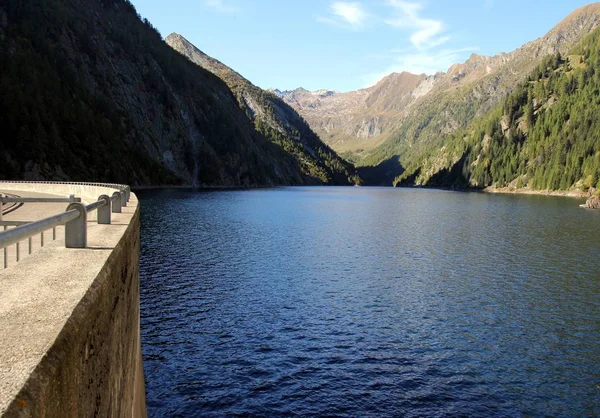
xmin=131 ymin=0 xmax=595 ymax=92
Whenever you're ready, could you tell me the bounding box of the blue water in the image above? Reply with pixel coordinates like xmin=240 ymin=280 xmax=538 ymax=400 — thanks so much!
xmin=138 ymin=187 xmax=600 ymax=417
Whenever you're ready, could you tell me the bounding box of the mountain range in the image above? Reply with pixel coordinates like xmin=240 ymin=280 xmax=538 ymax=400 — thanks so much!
xmin=274 ymin=3 xmax=600 ymax=187
xmin=396 ymin=28 xmax=600 ymax=192
xmin=1 ymin=0 xmax=599 ymax=193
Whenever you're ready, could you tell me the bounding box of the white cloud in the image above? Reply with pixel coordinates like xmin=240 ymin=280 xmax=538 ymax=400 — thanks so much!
xmin=204 ymin=0 xmax=239 ymax=13
xmin=333 ymin=2 xmax=367 ymax=27
xmin=384 ymin=0 xmax=448 ymax=50
xmin=359 ymin=0 xmax=479 ymax=87
xmin=318 ymin=2 xmax=368 ymax=30
xmin=362 ymin=46 xmax=479 ymax=87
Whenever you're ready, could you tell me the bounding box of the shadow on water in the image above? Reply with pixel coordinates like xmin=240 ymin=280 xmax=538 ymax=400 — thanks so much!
xmin=397 ymin=153 xmax=484 ymax=192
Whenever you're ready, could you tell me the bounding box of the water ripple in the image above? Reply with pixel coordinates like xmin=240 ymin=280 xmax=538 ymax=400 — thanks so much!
xmin=139 ymin=187 xmax=600 ymax=417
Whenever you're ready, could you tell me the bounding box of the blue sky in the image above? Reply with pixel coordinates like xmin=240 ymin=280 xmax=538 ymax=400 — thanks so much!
xmin=132 ymin=0 xmax=595 ymax=92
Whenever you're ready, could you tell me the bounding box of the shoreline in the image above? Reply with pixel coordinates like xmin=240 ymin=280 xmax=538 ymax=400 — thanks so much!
xmin=482 ymin=186 xmax=591 ymax=199
xmin=132 ymin=183 xmax=596 ymax=202
xmin=132 ymin=184 xmax=277 ymax=191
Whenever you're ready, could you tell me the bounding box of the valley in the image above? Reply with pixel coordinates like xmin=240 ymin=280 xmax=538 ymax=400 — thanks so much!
xmin=1 ymin=0 xmax=599 ymax=194
xmin=274 ymin=3 xmax=600 ymax=192
xmin=2 ymin=2 xmax=600 ymax=417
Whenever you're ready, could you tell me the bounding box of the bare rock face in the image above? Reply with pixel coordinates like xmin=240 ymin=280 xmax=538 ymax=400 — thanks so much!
xmin=581 ymin=195 xmax=600 ymax=209
xmin=272 ymin=72 xmax=426 ymax=149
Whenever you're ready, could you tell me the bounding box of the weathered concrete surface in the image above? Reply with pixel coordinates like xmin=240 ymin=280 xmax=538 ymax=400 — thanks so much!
xmin=0 ymin=182 xmax=126 ymax=204
xmin=0 ymin=187 xmax=146 ymax=417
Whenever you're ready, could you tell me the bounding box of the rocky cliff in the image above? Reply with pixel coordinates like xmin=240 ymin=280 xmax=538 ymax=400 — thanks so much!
xmin=166 ymin=33 xmax=360 ymax=185
xmin=581 ymin=195 xmax=600 ymax=209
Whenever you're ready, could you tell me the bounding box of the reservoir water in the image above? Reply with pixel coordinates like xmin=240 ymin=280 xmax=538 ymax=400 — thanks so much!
xmin=138 ymin=187 xmax=600 ymax=417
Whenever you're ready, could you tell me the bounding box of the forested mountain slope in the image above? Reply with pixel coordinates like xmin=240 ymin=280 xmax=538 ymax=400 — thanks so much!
xmin=395 ymin=27 xmax=600 ymax=193
xmin=363 ymin=3 xmax=600 ymax=184
xmin=166 ymin=33 xmax=359 ymax=185
xmin=0 ymin=0 xmax=324 ymax=186
xmin=274 ymin=3 xmax=600 ymax=186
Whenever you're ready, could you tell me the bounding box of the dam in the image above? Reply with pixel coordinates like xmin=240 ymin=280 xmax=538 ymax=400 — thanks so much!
xmin=0 ymin=181 xmax=146 ymax=417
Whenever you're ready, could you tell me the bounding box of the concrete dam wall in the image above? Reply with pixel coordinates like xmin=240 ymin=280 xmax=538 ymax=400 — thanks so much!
xmin=0 ymin=182 xmax=146 ymax=417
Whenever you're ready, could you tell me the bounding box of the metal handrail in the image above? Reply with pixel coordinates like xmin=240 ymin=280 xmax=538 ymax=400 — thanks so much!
xmin=0 ymin=210 xmax=79 ymax=249
xmin=0 ymin=195 xmax=80 ymax=222
xmin=0 ymin=196 xmax=81 ymax=203
xmin=0 ymin=180 xmax=130 ymax=193
xmin=85 ymin=199 xmax=107 ymax=212
xmin=0 ymin=182 xmax=132 ymax=269
xmin=0 ymin=181 xmax=130 ymax=202
xmin=0 ymin=221 xmax=31 ymax=227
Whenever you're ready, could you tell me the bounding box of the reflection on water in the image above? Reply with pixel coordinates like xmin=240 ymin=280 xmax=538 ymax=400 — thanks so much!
xmin=138 ymin=187 xmax=600 ymax=417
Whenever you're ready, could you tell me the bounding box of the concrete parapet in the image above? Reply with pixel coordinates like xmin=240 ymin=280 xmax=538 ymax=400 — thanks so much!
xmin=0 ymin=182 xmax=129 ymax=206
xmin=0 ymin=183 xmax=146 ymax=418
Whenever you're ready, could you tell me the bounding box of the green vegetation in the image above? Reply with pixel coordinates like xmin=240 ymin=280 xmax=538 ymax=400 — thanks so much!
xmin=167 ymin=34 xmax=359 ymax=185
xmin=244 ymin=89 xmax=360 ymax=185
xmin=394 ymin=27 xmax=600 ymax=192
xmin=0 ymin=0 xmax=172 ymax=183
xmin=0 ymin=0 xmax=324 ymax=186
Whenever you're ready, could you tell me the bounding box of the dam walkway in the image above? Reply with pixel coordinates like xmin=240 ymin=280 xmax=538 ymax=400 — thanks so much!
xmin=0 ymin=181 xmax=146 ymax=418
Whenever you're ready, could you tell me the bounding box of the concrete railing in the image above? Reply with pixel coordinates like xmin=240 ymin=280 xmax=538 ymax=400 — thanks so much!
xmin=0 ymin=185 xmax=130 ymax=268
xmin=0 ymin=180 xmax=130 ymax=203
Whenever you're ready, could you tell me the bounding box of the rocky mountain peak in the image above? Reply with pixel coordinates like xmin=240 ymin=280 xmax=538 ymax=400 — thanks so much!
xmin=521 ymin=2 xmax=600 ymax=58
xmin=274 ymin=3 xmax=600 ymax=166
xmin=556 ymin=2 xmax=600 ymax=30
xmin=312 ymin=89 xmax=337 ymax=97
xmin=268 ymin=88 xmax=283 ymax=97
xmin=166 ymin=32 xmax=252 ymax=89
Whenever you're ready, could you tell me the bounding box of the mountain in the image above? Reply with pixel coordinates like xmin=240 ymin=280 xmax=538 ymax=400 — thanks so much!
xmin=165 ymin=33 xmax=360 ymax=186
xmin=276 ymin=3 xmax=600 ymax=185
xmin=395 ymin=27 xmax=600 ymax=193
xmin=0 ymin=0 xmax=337 ymax=187
xmin=271 ymin=72 xmax=427 ymax=161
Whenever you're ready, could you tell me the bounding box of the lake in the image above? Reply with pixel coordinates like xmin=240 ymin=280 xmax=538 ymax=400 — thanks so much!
xmin=137 ymin=187 xmax=600 ymax=417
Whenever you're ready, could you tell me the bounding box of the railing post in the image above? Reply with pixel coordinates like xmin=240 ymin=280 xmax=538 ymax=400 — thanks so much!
xmin=120 ymin=191 xmax=127 ymax=207
xmin=112 ymin=192 xmax=122 ymax=213
xmin=0 ymin=193 xmax=4 ymax=222
xmin=65 ymin=202 xmax=87 ymax=248
xmin=98 ymin=195 xmax=111 ymax=224
xmin=125 ymin=186 xmax=131 ymax=202
xmin=3 ymin=225 xmax=6 ymax=268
